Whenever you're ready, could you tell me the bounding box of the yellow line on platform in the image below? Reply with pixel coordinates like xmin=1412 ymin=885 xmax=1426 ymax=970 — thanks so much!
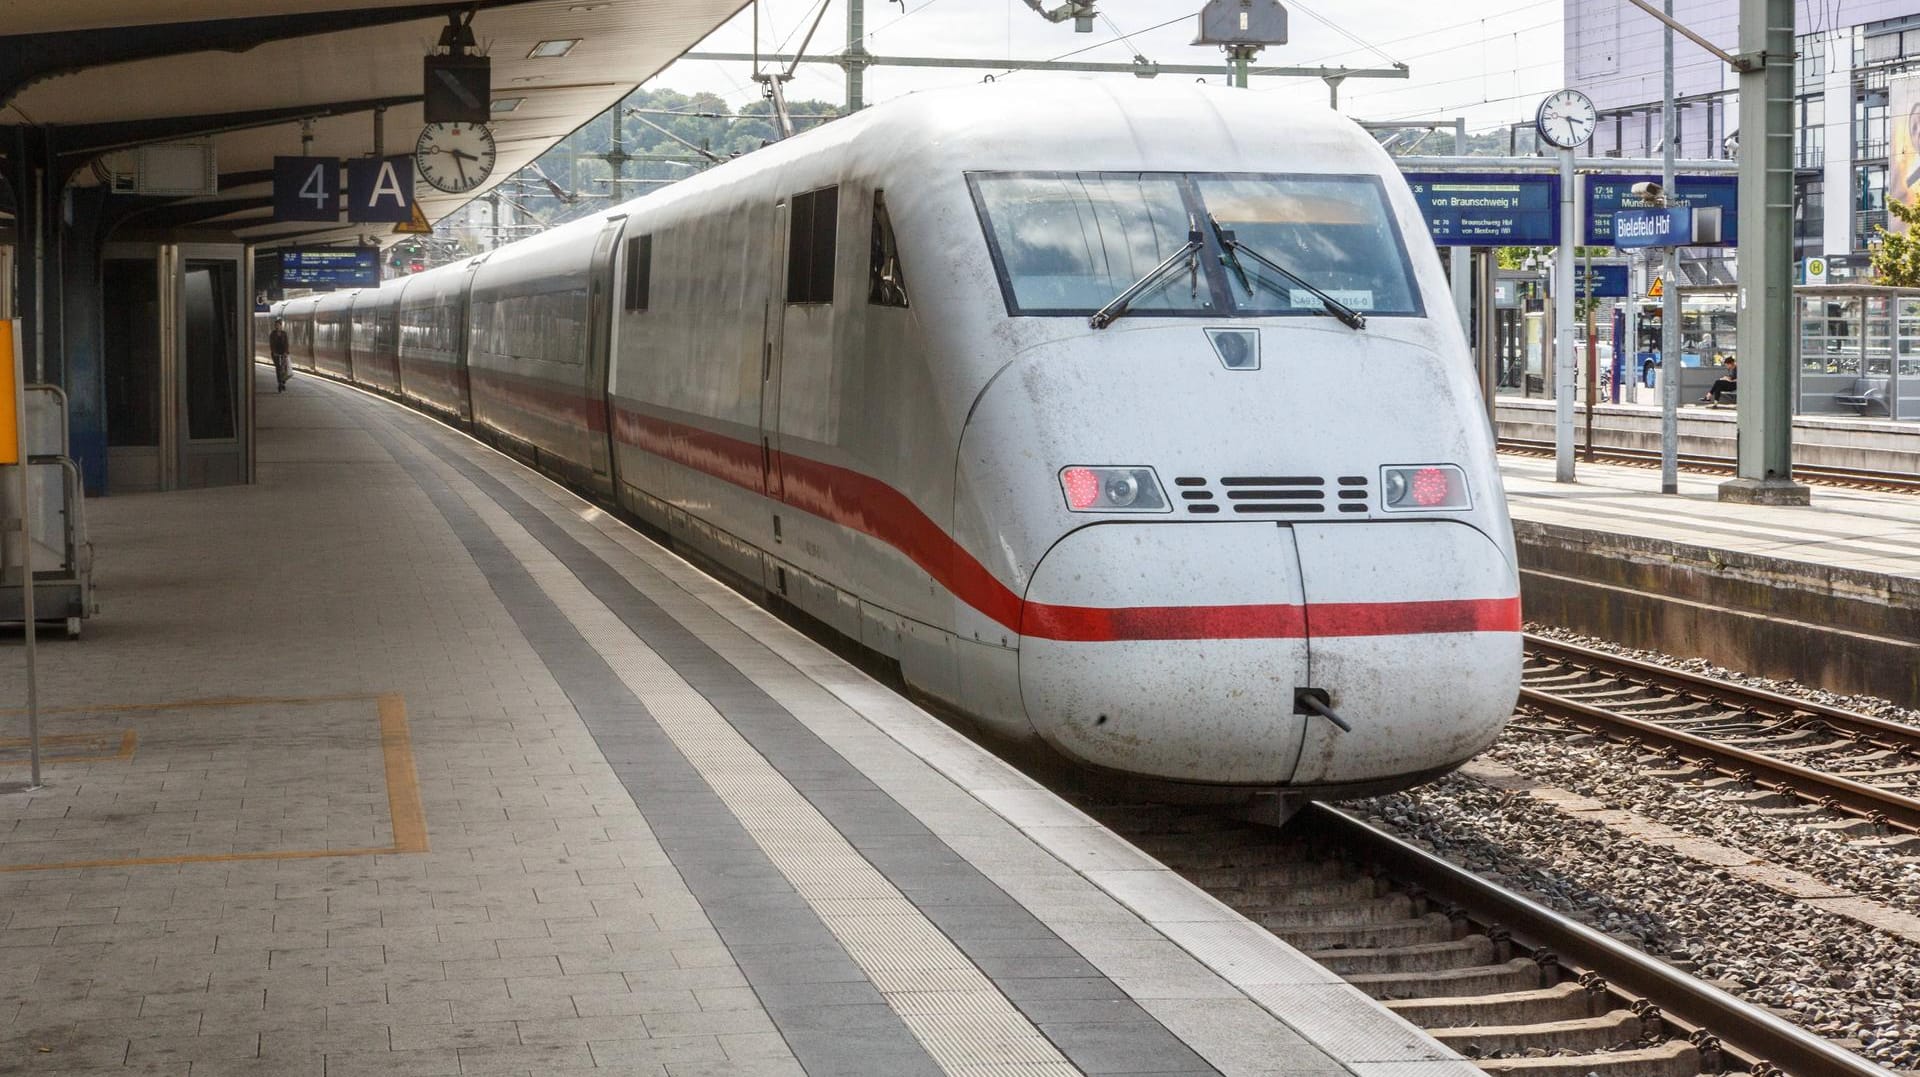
xmin=379 ymin=693 xmax=429 ymax=854
xmin=0 ymin=693 xmax=429 ymax=872
xmin=0 ymin=692 xmax=379 ymax=718
xmin=0 ymin=729 xmax=137 ymax=766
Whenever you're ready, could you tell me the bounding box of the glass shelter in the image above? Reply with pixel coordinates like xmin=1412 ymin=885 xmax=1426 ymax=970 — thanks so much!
xmin=1796 ymin=284 xmax=1920 ymax=420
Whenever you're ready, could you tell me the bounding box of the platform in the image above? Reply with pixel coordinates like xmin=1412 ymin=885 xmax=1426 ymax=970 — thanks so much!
xmin=0 ymin=366 xmax=1472 ymax=1077
xmin=1495 ymin=397 xmax=1920 ymax=474
xmin=1499 ymin=453 xmax=1920 ymax=705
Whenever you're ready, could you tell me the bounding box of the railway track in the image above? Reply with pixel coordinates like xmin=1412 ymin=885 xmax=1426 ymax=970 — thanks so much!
xmin=1076 ymin=798 xmax=1884 ymax=1076
xmin=1066 ymin=637 xmax=1920 ymax=1074
xmin=1497 ymin=436 xmax=1920 ymax=494
xmin=1521 ymin=634 xmax=1920 ymax=834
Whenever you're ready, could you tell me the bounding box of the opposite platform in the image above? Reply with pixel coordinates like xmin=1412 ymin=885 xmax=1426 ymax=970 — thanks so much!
xmin=1500 ymin=453 xmax=1920 ymax=703
xmin=0 ymin=367 xmax=1474 ymax=1077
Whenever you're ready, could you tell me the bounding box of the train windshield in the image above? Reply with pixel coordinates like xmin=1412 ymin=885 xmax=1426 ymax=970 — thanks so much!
xmin=969 ymin=171 xmax=1421 ymax=319
xmin=969 ymin=173 xmax=1217 ymax=316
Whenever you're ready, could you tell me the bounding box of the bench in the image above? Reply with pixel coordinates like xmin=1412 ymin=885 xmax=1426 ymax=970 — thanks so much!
xmin=1834 ymin=377 xmax=1889 ymax=415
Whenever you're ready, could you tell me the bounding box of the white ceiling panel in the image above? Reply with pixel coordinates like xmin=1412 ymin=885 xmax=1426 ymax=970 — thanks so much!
xmin=3 ymin=0 xmax=747 ymax=246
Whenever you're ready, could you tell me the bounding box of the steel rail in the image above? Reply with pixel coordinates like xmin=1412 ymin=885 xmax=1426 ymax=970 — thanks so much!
xmin=1518 ymin=685 xmax=1920 ymax=831
xmin=1527 ymin=634 xmax=1920 ymax=748
xmin=1497 ymin=436 xmax=1920 ymax=493
xmin=1306 ymin=804 xmax=1889 ymax=1077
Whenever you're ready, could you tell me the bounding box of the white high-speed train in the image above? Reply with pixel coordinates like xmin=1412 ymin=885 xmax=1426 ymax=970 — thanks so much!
xmin=267 ymin=81 xmax=1523 ymax=809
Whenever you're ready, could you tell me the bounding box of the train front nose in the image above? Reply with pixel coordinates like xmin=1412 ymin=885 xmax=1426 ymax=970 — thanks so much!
xmin=1017 ymin=519 xmax=1521 ymax=790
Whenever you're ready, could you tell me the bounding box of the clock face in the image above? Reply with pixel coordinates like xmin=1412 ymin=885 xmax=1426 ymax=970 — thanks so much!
xmin=414 ymin=122 xmax=497 ymax=194
xmin=1536 ymin=89 xmax=1598 ymax=150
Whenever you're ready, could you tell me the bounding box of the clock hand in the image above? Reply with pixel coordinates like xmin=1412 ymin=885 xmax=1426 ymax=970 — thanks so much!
xmin=454 ymin=155 xmax=469 ymax=186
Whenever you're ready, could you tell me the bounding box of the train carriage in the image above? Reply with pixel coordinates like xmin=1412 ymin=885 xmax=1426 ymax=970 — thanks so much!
xmin=310 ymin=290 xmax=359 ymax=381
xmin=276 ymin=295 xmax=321 ymax=371
xmin=348 ymin=283 xmax=403 ymax=395
xmin=465 ymin=218 xmax=617 ymax=496
xmin=396 ymin=257 xmax=481 ymax=422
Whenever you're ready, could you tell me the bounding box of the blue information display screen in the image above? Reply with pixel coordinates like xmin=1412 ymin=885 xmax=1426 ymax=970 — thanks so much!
xmin=280 ymin=247 xmax=379 ymax=289
xmin=1576 ymin=263 xmax=1630 ymax=298
xmin=1585 ymin=174 xmax=1737 ymax=246
xmin=1402 ymin=172 xmax=1560 ymax=246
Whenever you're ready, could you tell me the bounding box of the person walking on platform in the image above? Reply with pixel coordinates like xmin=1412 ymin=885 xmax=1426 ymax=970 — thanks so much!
xmin=1700 ymin=356 xmax=1736 ymax=405
xmin=269 ymin=319 xmax=291 ymax=393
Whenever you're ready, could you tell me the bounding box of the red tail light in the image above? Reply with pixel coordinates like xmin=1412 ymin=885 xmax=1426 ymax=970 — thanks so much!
xmin=1412 ymin=467 xmax=1451 ymax=507
xmin=1061 ymin=467 xmax=1102 ymax=510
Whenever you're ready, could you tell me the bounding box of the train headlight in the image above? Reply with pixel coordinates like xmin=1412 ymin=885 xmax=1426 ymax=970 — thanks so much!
xmin=1059 ymin=467 xmax=1169 ymax=513
xmin=1380 ymin=465 xmax=1471 ymax=511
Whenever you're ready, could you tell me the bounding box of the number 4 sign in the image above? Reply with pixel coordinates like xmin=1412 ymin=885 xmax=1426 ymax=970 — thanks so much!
xmin=346 ymin=156 xmax=415 ymax=224
xmin=274 ymin=156 xmax=340 ymax=222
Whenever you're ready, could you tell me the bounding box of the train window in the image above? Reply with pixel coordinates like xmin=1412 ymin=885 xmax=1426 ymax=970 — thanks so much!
xmin=786 ymin=186 xmax=839 ymax=305
xmin=968 ymin=173 xmax=1217 ymax=316
xmin=868 ymin=190 xmax=909 ymax=308
xmin=624 ymin=234 xmax=652 ymax=311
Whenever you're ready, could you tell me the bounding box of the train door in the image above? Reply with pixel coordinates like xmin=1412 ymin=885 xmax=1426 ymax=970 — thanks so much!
xmin=760 ymin=200 xmax=788 ymax=502
xmin=583 ymin=215 xmax=626 ymax=493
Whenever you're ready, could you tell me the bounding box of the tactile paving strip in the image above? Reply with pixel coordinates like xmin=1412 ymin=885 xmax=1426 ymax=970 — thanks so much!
xmin=431 ymin=450 xmax=1077 ymax=1076
xmin=365 ymin=398 xmax=1227 ymax=1076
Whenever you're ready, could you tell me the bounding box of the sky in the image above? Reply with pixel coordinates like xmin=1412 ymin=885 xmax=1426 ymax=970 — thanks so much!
xmin=646 ymin=0 xmax=1567 ymax=135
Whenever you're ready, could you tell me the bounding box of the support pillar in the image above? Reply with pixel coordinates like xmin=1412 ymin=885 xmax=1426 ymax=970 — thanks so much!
xmin=61 ymin=186 xmax=111 ymax=495
xmin=1450 ymin=119 xmax=1471 ymax=345
xmin=1721 ymin=0 xmax=1809 ymax=504
xmin=1475 ymin=249 xmax=1499 ymax=423
xmin=4 ymin=126 xmax=110 ymax=493
xmin=1553 ymin=147 xmax=1577 ymax=482
xmin=845 ymin=0 xmax=867 ymax=111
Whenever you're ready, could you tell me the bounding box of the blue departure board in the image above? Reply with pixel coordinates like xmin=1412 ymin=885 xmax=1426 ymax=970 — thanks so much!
xmin=280 ymin=248 xmax=379 ymax=289
xmin=1585 ymin=174 xmax=1737 ymax=246
xmin=1402 ymin=172 xmax=1561 ymax=246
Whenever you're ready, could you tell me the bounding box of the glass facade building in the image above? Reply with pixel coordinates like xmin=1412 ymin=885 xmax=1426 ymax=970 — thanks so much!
xmin=1565 ymin=1 xmax=1920 ymax=265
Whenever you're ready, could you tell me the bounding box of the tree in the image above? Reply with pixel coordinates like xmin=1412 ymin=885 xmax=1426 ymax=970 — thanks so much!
xmin=1870 ymin=197 xmax=1920 ymax=286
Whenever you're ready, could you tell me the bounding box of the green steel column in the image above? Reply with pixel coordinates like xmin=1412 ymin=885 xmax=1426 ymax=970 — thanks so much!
xmin=1722 ymin=0 xmax=1809 ymax=503
xmin=846 ymin=0 xmax=867 ymax=111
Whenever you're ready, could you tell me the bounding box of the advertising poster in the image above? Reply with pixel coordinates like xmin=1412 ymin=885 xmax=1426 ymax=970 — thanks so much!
xmin=1889 ymin=75 xmax=1920 ymax=233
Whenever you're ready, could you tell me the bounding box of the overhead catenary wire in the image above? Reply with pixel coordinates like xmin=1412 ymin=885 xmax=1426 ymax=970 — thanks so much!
xmin=1286 ymin=0 xmax=1403 ymax=68
xmin=1295 ymin=0 xmax=1556 ymax=68
xmin=987 ymin=8 xmax=1198 ymax=81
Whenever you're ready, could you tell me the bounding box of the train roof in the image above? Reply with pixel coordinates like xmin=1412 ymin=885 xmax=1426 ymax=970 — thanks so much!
xmin=391 ymin=80 xmax=1405 ymax=295
xmin=603 ymin=79 xmax=1398 ymax=216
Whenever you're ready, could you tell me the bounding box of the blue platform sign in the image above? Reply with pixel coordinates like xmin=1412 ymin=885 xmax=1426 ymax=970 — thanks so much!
xmin=273 ymin=156 xmax=340 ymax=222
xmin=1585 ymin=174 xmax=1738 ymax=246
xmin=1613 ymin=206 xmax=1694 ymax=249
xmin=280 ymin=247 xmax=379 ymax=289
xmin=346 ymin=156 xmax=415 ymax=223
xmin=1576 ymin=263 xmax=1630 ymax=298
xmin=1403 ymin=172 xmax=1560 ymax=246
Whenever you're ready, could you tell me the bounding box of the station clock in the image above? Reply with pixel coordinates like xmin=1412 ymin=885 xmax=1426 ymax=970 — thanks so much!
xmin=414 ymin=122 xmax=497 ymax=194
xmin=1535 ymin=89 xmax=1598 ymax=151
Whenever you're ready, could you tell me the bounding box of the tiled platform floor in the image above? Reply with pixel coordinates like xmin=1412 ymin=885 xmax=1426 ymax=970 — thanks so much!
xmin=1500 ymin=454 xmax=1920 ymax=583
xmin=0 ymin=369 xmax=1472 ymax=1077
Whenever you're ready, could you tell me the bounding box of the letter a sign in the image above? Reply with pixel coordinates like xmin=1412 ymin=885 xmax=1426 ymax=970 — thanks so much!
xmin=346 ymin=156 xmax=415 ymax=223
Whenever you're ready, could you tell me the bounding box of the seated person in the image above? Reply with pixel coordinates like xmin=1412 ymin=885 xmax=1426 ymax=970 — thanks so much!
xmin=1700 ymin=356 xmax=1737 ymax=404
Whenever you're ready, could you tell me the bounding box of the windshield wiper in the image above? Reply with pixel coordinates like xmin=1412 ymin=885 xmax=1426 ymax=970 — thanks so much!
xmin=1088 ymin=218 xmax=1204 ymax=330
xmin=1208 ymin=215 xmax=1366 ymax=330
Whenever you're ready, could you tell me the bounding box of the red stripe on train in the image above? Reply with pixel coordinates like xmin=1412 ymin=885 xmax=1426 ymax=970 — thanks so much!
xmin=607 ymin=404 xmax=1520 ymax=643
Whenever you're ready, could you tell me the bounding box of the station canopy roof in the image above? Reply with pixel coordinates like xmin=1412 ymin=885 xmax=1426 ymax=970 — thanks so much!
xmin=0 ymin=0 xmax=748 ymax=247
